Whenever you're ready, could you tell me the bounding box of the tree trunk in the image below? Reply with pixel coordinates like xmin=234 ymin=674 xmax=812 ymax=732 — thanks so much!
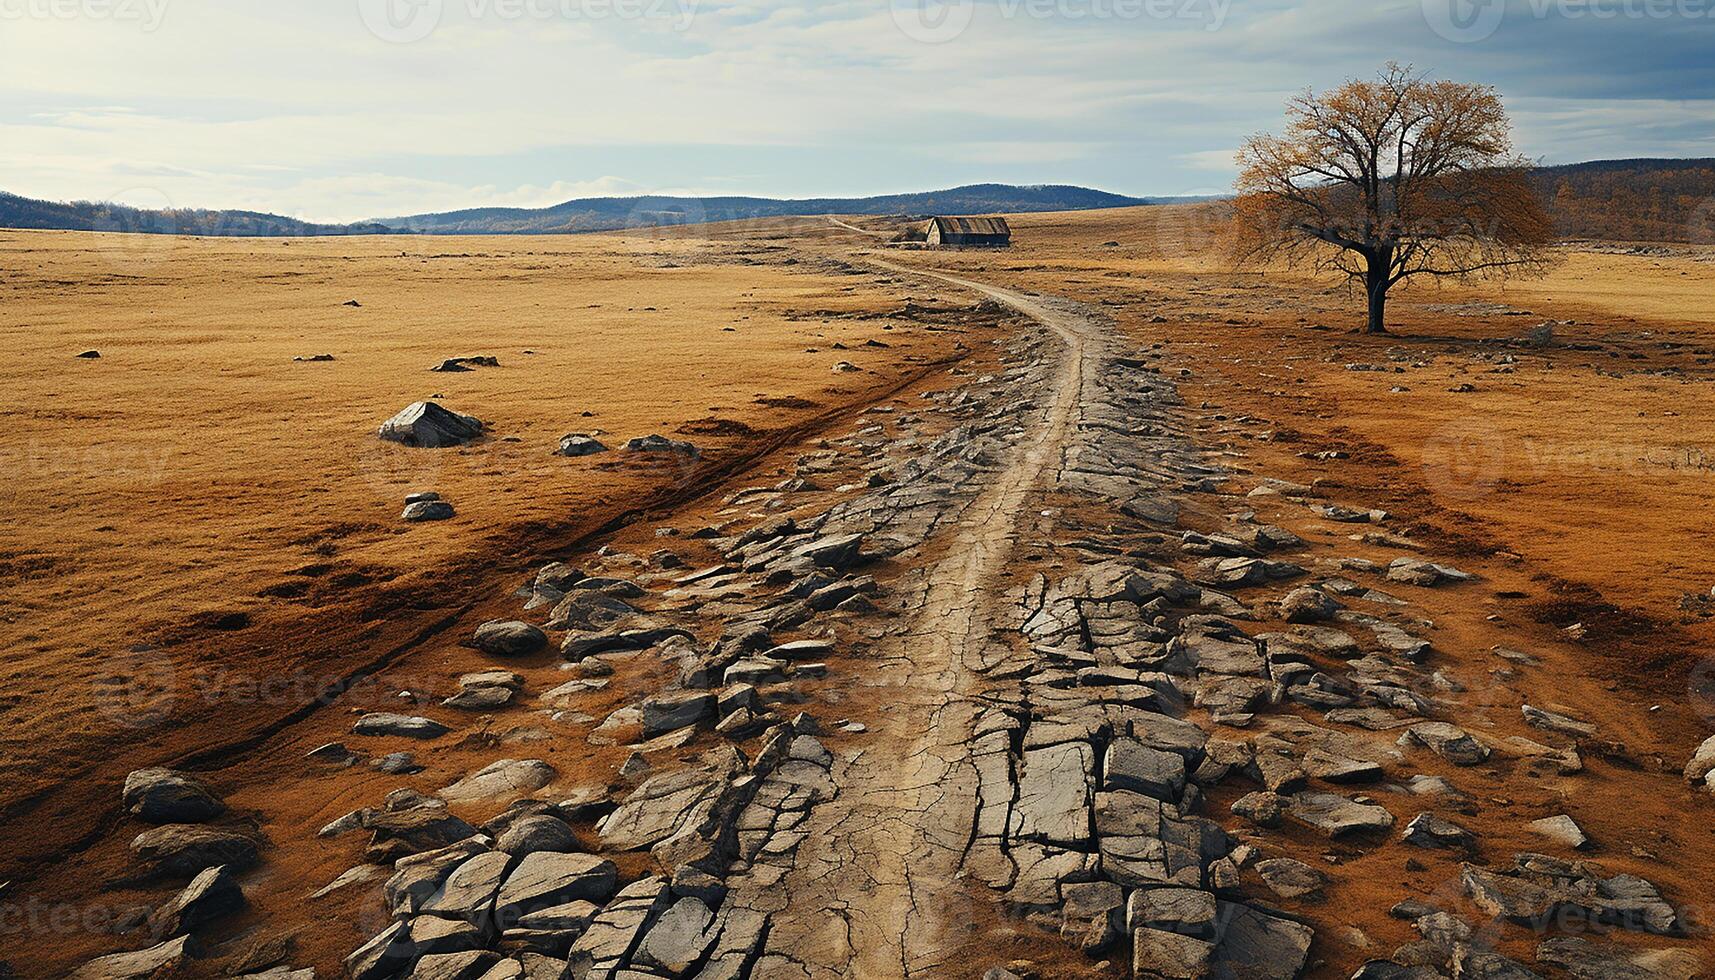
xmin=1364 ymin=249 xmax=1391 ymax=334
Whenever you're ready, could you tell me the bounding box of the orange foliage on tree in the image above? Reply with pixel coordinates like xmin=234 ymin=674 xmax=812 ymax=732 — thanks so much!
xmin=1230 ymin=64 xmax=1557 ymax=334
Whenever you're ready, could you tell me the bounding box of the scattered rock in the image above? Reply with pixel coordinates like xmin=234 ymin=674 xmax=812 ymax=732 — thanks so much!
xmin=68 ymin=936 xmax=192 ymax=980
xmin=148 ymin=863 xmax=245 ymax=937
xmin=1400 ymin=722 xmax=1491 ymax=766
xmin=440 ymin=759 xmax=556 ymax=802
xmin=624 ymin=435 xmax=700 ymax=457
xmin=431 ymin=355 xmax=501 ymax=372
xmin=1277 ymin=587 xmax=1340 ymax=623
xmin=470 ymin=620 xmax=548 ymax=657
xmin=353 ymin=713 xmax=450 ymax=739
xmin=76 ymin=349 xmax=102 ymax=359
xmin=1528 ymin=814 xmax=1590 ymax=850
xmin=1287 ymin=791 xmax=1395 ymax=837
xmin=556 ymin=434 xmax=609 ymax=457
xmin=122 ymin=768 xmax=225 ymax=824
xmin=1255 ymin=857 xmax=1329 ymax=899
xmin=131 ymin=824 xmax=262 ymax=876
xmin=1402 ymin=812 xmax=1476 ymax=851
xmin=377 ymin=402 xmax=484 ymax=448
xmin=403 ymin=499 xmax=456 ymax=522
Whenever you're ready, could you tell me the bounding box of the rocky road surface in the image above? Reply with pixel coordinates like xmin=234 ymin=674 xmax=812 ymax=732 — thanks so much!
xmin=56 ymin=262 xmax=1711 ymax=980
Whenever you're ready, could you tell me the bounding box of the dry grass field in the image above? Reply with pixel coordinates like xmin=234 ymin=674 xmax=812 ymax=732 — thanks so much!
xmin=0 ymin=226 xmax=975 ymax=841
xmin=6 ymin=207 xmax=1715 ymax=977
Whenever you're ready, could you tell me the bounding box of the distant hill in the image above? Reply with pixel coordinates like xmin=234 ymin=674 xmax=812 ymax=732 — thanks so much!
xmin=0 ymin=191 xmax=396 ymax=237
xmin=1535 ymin=159 xmax=1715 ymax=242
xmin=6 ymin=163 xmax=1713 ymax=241
xmin=375 ymin=184 xmax=1156 ymax=234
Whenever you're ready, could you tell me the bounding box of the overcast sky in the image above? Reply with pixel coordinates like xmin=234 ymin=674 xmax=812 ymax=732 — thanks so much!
xmin=1 ymin=0 xmax=1711 ymax=222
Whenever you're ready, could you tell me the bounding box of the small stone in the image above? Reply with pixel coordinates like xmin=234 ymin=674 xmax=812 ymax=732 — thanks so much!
xmin=1277 ymin=587 xmax=1340 ymax=623
xmin=1287 ymin=791 xmax=1395 ymax=837
xmin=131 ymin=824 xmax=262 ymax=876
xmin=68 ymin=936 xmax=192 ymax=980
xmin=470 ymin=620 xmax=549 ymax=657
xmin=404 ymin=500 xmax=456 ymax=522
xmin=353 ymin=713 xmax=450 ymax=739
xmin=1401 ymin=812 xmax=1476 ymax=850
xmin=557 ymin=434 xmax=609 ymax=457
xmin=1231 ymin=792 xmax=1284 ymax=828
xmin=1255 ymin=857 xmax=1329 ymax=899
xmin=1400 ymin=722 xmax=1491 ymax=766
xmin=122 ymin=768 xmax=225 ymax=824
xmin=1528 ymin=814 xmax=1590 ymax=850
xmin=624 ymin=434 xmax=700 ymax=456
xmin=378 ymin=401 xmax=484 ymax=448
xmin=147 ymin=863 xmax=245 ymax=936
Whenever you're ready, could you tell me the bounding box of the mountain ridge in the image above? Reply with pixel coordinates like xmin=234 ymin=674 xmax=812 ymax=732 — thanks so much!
xmin=4 ymin=160 xmax=1713 ymax=239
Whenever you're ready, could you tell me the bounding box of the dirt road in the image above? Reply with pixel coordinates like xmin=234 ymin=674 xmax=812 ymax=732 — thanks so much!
xmin=733 ymin=266 xmax=1103 ymax=977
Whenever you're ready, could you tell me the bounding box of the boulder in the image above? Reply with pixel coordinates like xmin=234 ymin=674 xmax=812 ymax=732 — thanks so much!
xmin=470 ymin=620 xmax=549 ymax=657
xmin=147 ymin=863 xmax=245 ymax=936
xmin=353 ymin=713 xmax=450 ymax=739
xmin=1287 ymin=791 xmax=1395 ymax=837
xmin=1528 ymin=814 xmax=1590 ymax=850
xmin=1103 ymin=738 xmax=1186 ymax=801
xmin=404 ymin=500 xmax=457 ymax=522
xmin=1536 ymin=937 xmax=1702 ymax=980
xmin=440 ymin=759 xmax=556 ymax=803
xmin=1255 ymin=857 xmax=1328 ymax=899
xmin=421 ymin=851 xmax=512 ymax=922
xmin=624 ymin=434 xmax=700 ymax=456
xmin=409 ymin=951 xmax=502 ymax=980
xmin=1402 ymin=812 xmax=1476 ymax=850
xmin=1682 ymin=734 xmax=1715 ymax=789
xmin=1208 ymin=902 xmax=1313 ymax=978
xmin=633 ymin=897 xmax=716 ymax=974
xmin=122 ymin=768 xmax=225 ymax=824
xmin=68 ymin=936 xmax=193 ymax=980
xmin=1132 ymin=926 xmax=1214 ymax=979
xmin=495 ymin=814 xmax=580 ymax=855
xmin=640 ymin=691 xmax=716 ymax=737
xmin=1401 ymin=722 xmax=1491 ymax=766
xmin=1277 ymin=587 xmax=1340 ymax=623
xmin=556 ymin=435 xmax=609 ymax=457
xmin=1231 ymin=791 xmax=1284 ymax=828
xmin=131 ymin=825 xmax=262 ymax=877
xmin=494 ymin=852 xmax=619 ymax=925
xmin=378 ymin=402 xmax=484 ymax=448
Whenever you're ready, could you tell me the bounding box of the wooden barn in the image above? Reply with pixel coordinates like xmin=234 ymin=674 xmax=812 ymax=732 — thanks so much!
xmin=924 ymin=216 xmax=1011 ymax=248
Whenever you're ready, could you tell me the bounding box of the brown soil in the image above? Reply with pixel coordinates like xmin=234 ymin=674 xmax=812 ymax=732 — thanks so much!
xmin=7 ymin=208 xmax=1715 ymax=976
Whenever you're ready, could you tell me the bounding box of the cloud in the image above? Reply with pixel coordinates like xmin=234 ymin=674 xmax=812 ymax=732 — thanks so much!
xmin=0 ymin=0 xmax=1709 ymax=220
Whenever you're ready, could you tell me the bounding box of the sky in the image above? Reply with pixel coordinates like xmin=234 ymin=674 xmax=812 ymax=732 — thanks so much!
xmin=1 ymin=0 xmax=1712 ymax=223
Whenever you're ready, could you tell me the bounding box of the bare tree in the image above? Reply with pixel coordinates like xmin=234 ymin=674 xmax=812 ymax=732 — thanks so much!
xmin=1231 ymin=64 xmax=1556 ymax=334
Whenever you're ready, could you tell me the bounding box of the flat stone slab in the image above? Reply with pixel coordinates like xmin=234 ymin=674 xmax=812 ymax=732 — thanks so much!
xmin=1287 ymin=791 xmax=1395 ymax=837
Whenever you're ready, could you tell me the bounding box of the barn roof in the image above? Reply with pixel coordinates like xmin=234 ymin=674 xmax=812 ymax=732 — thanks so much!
xmin=929 ymin=216 xmax=1011 ymax=236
